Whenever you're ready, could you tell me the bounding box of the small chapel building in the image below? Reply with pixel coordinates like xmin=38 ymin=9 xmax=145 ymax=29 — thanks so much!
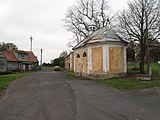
xmin=65 ymin=20 xmax=128 ymax=79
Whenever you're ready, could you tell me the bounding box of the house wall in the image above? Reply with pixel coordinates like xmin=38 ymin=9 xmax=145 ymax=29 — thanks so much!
xmin=21 ymin=62 xmax=38 ymax=71
xmin=69 ymin=52 xmax=74 ymax=71
xmin=18 ymin=54 xmax=28 ymax=61
xmin=74 ymin=48 xmax=88 ymax=74
xmin=74 ymin=43 xmax=127 ymax=79
xmin=7 ymin=62 xmax=19 ymax=71
xmin=0 ymin=52 xmax=7 ymax=71
xmin=0 ymin=51 xmax=19 ymax=71
xmin=65 ymin=52 xmax=74 ymax=71
xmin=65 ymin=56 xmax=70 ymax=70
xmin=13 ymin=52 xmax=28 ymax=62
xmin=31 ymin=63 xmax=38 ymax=70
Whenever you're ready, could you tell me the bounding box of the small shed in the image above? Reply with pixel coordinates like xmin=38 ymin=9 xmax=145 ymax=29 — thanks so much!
xmin=72 ymin=27 xmax=128 ymax=79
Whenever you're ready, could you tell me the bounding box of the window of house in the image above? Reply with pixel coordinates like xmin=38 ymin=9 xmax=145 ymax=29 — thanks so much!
xmin=0 ymin=52 xmax=3 ymax=58
xmin=83 ymin=52 xmax=87 ymax=57
xmin=0 ymin=60 xmax=5 ymax=67
xmin=19 ymin=63 xmax=22 ymax=68
xmin=20 ymin=54 xmax=26 ymax=59
xmin=77 ymin=54 xmax=80 ymax=58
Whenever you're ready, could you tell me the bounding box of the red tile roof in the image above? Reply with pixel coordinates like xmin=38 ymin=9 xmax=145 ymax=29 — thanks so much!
xmin=1 ymin=49 xmax=38 ymax=63
xmin=2 ymin=49 xmax=17 ymax=61
xmin=26 ymin=51 xmax=39 ymax=63
xmin=14 ymin=50 xmax=28 ymax=54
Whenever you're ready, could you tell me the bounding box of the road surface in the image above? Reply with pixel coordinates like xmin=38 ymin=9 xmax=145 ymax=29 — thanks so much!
xmin=0 ymin=70 xmax=160 ymax=120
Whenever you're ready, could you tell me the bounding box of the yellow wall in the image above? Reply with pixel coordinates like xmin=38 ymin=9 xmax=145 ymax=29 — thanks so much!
xmin=70 ymin=52 xmax=74 ymax=70
xmin=75 ymin=49 xmax=88 ymax=73
xmin=109 ymin=47 xmax=124 ymax=73
xmin=92 ymin=47 xmax=103 ymax=73
xmin=74 ymin=45 xmax=125 ymax=77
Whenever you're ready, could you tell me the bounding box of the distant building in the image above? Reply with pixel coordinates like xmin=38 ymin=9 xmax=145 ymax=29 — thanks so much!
xmin=65 ymin=52 xmax=74 ymax=71
xmin=65 ymin=26 xmax=128 ymax=79
xmin=0 ymin=48 xmax=39 ymax=71
xmin=65 ymin=54 xmax=70 ymax=70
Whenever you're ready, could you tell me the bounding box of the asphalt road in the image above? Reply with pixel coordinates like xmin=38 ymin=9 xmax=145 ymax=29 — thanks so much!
xmin=0 ymin=71 xmax=160 ymax=120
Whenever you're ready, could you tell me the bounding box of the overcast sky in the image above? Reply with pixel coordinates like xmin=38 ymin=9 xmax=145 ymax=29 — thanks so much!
xmin=0 ymin=0 xmax=129 ymax=63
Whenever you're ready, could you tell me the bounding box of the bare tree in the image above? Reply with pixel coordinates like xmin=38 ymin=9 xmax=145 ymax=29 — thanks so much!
xmin=117 ymin=0 xmax=160 ymax=73
xmin=64 ymin=0 xmax=110 ymax=46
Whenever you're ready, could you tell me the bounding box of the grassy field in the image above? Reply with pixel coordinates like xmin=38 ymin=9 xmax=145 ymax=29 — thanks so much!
xmin=67 ymin=63 xmax=160 ymax=90
xmin=0 ymin=72 xmax=32 ymax=92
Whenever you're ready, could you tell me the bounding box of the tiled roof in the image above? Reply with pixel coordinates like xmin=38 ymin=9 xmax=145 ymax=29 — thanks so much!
xmin=1 ymin=49 xmax=38 ymax=63
xmin=27 ymin=51 xmax=39 ymax=63
xmin=14 ymin=50 xmax=28 ymax=54
xmin=2 ymin=49 xmax=17 ymax=61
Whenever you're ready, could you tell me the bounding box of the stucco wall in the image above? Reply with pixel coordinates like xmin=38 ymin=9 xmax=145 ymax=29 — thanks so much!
xmin=73 ymin=43 xmax=127 ymax=79
xmin=69 ymin=52 xmax=74 ymax=71
xmin=65 ymin=56 xmax=70 ymax=70
xmin=74 ymin=49 xmax=88 ymax=74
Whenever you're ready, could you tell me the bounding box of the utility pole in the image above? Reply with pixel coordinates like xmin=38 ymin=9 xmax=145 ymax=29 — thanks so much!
xmin=40 ymin=49 xmax=43 ymax=67
xmin=30 ymin=36 xmax=33 ymax=51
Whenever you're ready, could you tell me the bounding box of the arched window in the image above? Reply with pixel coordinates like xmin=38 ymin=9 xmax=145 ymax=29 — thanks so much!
xmin=83 ymin=52 xmax=87 ymax=57
xmin=77 ymin=54 xmax=80 ymax=58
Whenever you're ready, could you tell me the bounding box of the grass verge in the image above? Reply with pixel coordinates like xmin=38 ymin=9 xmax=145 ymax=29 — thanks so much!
xmin=67 ymin=71 xmax=76 ymax=77
xmin=67 ymin=71 xmax=160 ymax=90
xmin=0 ymin=72 xmax=32 ymax=92
xmin=95 ymin=78 xmax=160 ymax=90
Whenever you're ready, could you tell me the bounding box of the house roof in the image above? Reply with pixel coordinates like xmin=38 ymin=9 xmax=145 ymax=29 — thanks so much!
xmin=14 ymin=50 xmax=28 ymax=54
xmin=73 ymin=26 xmax=128 ymax=50
xmin=14 ymin=50 xmax=38 ymax=62
xmin=27 ymin=51 xmax=39 ymax=63
xmin=2 ymin=49 xmax=17 ymax=61
xmin=1 ymin=49 xmax=38 ymax=63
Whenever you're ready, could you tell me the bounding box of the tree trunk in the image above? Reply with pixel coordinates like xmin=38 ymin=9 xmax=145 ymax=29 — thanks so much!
xmin=139 ymin=45 xmax=146 ymax=74
xmin=139 ymin=59 xmax=145 ymax=74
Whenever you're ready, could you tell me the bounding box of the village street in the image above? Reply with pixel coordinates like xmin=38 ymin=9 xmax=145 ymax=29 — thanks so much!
xmin=0 ymin=71 xmax=160 ymax=120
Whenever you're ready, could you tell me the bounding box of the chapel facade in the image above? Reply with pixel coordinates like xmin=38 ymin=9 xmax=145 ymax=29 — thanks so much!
xmin=65 ymin=20 xmax=128 ymax=79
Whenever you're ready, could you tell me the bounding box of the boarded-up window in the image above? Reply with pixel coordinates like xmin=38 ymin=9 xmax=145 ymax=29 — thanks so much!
xmin=109 ymin=47 xmax=124 ymax=73
xmin=92 ymin=47 xmax=103 ymax=73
